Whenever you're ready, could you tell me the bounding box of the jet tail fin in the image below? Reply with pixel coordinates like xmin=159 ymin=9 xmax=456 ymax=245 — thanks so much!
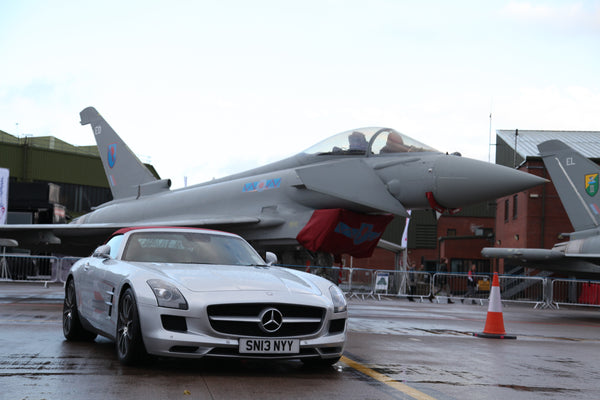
xmin=538 ymin=140 xmax=600 ymax=232
xmin=80 ymin=107 xmax=168 ymax=200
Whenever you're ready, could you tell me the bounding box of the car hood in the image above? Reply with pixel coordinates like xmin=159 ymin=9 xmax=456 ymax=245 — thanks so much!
xmin=145 ymin=264 xmax=323 ymax=295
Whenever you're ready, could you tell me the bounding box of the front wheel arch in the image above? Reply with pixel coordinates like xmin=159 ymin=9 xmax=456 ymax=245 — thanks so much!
xmin=116 ymin=286 xmax=147 ymax=365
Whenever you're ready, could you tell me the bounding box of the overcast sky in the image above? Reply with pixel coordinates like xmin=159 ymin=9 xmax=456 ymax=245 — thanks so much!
xmin=1 ymin=1 xmax=599 ymax=188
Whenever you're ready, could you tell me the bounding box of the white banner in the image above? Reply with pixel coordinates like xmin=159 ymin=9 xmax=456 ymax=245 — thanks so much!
xmin=0 ymin=168 xmax=8 ymax=225
xmin=401 ymin=210 xmax=411 ymax=248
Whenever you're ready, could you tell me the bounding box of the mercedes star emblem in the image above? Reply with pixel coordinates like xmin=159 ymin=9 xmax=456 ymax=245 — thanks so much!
xmin=259 ymin=308 xmax=283 ymax=333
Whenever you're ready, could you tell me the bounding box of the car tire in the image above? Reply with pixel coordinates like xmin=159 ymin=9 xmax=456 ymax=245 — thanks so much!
xmin=63 ymin=279 xmax=97 ymax=341
xmin=116 ymin=288 xmax=147 ymax=365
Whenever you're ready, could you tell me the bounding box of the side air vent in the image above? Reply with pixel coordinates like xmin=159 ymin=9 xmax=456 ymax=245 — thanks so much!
xmin=161 ymin=315 xmax=188 ymax=332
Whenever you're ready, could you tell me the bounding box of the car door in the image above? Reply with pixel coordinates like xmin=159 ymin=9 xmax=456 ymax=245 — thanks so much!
xmin=86 ymin=235 xmax=127 ymax=334
xmin=75 ymin=255 xmax=99 ymax=325
xmin=78 ymin=254 xmax=111 ymax=332
xmin=92 ymin=258 xmax=123 ymax=335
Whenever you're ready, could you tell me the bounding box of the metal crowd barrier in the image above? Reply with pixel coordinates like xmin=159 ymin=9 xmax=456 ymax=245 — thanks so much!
xmin=369 ymin=270 xmax=431 ymax=301
xmin=280 ymin=264 xmax=376 ymax=297
xmin=0 ymin=254 xmax=81 ymax=284
xmin=497 ymin=274 xmax=547 ymax=307
xmin=0 ymin=254 xmax=59 ymax=281
xmin=423 ymin=273 xmax=547 ymax=307
xmin=428 ymin=273 xmax=487 ymax=304
xmin=286 ymin=266 xmax=575 ymax=309
xmin=3 ymin=254 xmax=600 ymax=309
xmin=552 ymin=279 xmax=600 ymax=308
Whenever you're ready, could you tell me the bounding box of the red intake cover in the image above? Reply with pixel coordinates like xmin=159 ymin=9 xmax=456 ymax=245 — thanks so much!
xmin=296 ymin=209 xmax=394 ymax=258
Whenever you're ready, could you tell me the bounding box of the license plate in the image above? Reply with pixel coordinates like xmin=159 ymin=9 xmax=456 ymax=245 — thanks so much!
xmin=239 ymin=338 xmax=300 ymax=354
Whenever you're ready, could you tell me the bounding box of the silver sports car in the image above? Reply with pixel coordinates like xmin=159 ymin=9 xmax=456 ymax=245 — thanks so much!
xmin=63 ymin=227 xmax=347 ymax=366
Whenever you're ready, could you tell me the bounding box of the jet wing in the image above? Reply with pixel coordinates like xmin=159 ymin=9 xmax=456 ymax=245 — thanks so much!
xmin=295 ymin=159 xmax=409 ymax=217
xmin=0 ymin=216 xmax=262 ymax=256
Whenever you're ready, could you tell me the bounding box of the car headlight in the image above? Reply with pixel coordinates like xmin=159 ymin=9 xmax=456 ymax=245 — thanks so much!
xmin=147 ymin=279 xmax=188 ymax=310
xmin=329 ymin=285 xmax=347 ymax=313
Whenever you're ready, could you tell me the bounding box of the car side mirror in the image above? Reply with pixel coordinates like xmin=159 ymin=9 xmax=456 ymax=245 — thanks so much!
xmin=265 ymin=251 xmax=278 ymax=266
xmin=92 ymin=244 xmax=111 ymax=259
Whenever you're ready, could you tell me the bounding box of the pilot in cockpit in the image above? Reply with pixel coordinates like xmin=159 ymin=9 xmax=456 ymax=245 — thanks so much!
xmin=348 ymin=131 xmax=368 ymax=152
xmin=380 ymin=131 xmax=412 ymax=153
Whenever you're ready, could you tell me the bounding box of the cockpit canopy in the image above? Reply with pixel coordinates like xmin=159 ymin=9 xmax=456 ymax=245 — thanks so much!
xmin=303 ymin=127 xmax=438 ymax=156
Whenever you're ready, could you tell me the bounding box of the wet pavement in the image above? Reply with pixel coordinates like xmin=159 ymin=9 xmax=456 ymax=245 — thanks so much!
xmin=347 ymin=302 xmax=599 ymax=399
xmin=1 ymin=282 xmax=599 ymax=399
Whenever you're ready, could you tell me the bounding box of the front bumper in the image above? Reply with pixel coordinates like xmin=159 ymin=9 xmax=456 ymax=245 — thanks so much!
xmin=137 ymin=300 xmax=347 ymax=360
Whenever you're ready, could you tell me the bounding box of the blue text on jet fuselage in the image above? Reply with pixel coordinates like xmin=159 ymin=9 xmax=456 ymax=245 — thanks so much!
xmin=243 ymin=178 xmax=281 ymax=193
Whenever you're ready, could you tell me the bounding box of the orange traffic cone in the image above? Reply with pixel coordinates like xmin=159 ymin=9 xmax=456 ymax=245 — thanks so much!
xmin=473 ymin=272 xmax=516 ymax=339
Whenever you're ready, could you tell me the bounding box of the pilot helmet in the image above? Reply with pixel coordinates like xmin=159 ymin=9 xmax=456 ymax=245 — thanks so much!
xmin=348 ymin=131 xmax=367 ymax=151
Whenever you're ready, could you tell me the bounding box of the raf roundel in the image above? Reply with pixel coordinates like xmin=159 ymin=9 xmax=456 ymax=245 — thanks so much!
xmin=108 ymin=143 xmax=117 ymax=168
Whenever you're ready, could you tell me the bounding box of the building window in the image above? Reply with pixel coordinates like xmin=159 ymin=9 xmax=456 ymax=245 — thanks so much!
xmin=447 ymin=229 xmax=456 ymax=237
xmin=504 ymin=199 xmax=509 ymax=222
xmin=513 ymin=194 xmax=518 ymax=220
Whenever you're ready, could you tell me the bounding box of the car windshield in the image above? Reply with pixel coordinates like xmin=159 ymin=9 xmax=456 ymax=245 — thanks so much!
xmin=121 ymin=231 xmax=267 ymax=266
xmin=303 ymin=127 xmax=437 ymax=156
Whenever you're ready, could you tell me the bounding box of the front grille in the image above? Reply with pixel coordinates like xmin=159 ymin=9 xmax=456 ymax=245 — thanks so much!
xmin=207 ymin=303 xmax=325 ymax=337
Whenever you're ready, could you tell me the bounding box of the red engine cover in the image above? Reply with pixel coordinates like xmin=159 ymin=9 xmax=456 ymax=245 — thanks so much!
xmin=296 ymin=209 xmax=394 ymax=258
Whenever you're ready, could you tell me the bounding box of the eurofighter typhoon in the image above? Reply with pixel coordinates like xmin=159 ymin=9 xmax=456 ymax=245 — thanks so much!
xmin=0 ymin=107 xmax=546 ymax=261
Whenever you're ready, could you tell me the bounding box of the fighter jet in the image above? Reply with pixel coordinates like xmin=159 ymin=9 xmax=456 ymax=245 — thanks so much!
xmin=1 ymin=107 xmax=546 ymax=260
xmin=482 ymin=140 xmax=600 ymax=278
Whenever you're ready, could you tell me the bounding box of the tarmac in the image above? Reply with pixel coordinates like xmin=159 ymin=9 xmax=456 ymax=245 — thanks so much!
xmin=0 ymin=280 xmax=65 ymax=304
xmin=1 ymin=281 xmax=599 ymax=400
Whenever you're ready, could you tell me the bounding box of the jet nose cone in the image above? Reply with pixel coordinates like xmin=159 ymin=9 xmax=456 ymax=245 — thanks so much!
xmin=432 ymin=156 xmax=547 ymax=208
